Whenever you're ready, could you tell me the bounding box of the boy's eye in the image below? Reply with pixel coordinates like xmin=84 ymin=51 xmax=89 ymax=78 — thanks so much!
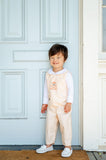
xmin=50 ymin=57 xmax=54 ymax=60
xmin=50 ymin=56 xmax=61 ymax=60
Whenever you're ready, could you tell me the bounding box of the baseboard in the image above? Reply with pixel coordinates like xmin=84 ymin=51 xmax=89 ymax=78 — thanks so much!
xmin=0 ymin=145 xmax=82 ymax=150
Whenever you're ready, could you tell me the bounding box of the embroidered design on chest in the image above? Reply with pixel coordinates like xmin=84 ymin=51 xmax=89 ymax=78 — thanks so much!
xmin=50 ymin=81 xmax=57 ymax=90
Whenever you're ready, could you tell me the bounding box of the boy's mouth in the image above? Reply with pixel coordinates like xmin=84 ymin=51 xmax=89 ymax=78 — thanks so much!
xmin=53 ymin=63 xmax=59 ymax=64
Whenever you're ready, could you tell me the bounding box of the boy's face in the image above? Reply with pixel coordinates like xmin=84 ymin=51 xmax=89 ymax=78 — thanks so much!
xmin=50 ymin=52 xmax=66 ymax=71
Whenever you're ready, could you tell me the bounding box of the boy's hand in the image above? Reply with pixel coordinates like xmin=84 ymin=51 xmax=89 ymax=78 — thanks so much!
xmin=64 ymin=103 xmax=72 ymax=113
xmin=41 ymin=104 xmax=48 ymax=113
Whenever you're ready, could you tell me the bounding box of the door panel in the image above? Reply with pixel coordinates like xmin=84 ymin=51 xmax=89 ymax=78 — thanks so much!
xmin=0 ymin=0 xmax=79 ymax=145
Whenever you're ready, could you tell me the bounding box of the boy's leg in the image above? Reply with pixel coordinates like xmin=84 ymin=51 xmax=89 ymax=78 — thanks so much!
xmin=58 ymin=108 xmax=72 ymax=157
xmin=58 ymin=107 xmax=72 ymax=147
xmin=46 ymin=106 xmax=58 ymax=145
xmin=36 ymin=106 xmax=58 ymax=154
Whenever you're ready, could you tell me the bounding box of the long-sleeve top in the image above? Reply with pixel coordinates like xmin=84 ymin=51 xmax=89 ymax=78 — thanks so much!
xmin=43 ymin=68 xmax=74 ymax=104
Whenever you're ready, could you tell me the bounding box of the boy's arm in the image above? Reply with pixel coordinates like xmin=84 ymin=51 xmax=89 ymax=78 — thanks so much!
xmin=66 ymin=72 xmax=74 ymax=104
xmin=41 ymin=76 xmax=48 ymax=113
xmin=43 ymin=77 xmax=48 ymax=105
xmin=64 ymin=72 xmax=74 ymax=113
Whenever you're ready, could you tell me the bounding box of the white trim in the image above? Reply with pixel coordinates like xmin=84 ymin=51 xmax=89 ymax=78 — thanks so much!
xmin=79 ymin=0 xmax=83 ymax=147
xmin=98 ymin=0 xmax=106 ymax=59
xmin=83 ymin=0 xmax=99 ymax=150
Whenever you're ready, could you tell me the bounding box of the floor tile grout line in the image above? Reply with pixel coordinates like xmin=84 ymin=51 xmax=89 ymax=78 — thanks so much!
xmin=92 ymin=152 xmax=98 ymax=160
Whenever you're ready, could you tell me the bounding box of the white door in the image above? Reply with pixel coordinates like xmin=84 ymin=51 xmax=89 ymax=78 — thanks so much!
xmin=0 ymin=0 xmax=79 ymax=145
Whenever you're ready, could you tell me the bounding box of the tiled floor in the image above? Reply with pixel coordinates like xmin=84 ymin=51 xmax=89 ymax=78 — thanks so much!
xmin=87 ymin=151 xmax=106 ymax=160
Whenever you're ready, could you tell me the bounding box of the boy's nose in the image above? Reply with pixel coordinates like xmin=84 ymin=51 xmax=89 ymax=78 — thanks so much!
xmin=53 ymin=60 xmax=58 ymax=63
xmin=53 ymin=58 xmax=57 ymax=62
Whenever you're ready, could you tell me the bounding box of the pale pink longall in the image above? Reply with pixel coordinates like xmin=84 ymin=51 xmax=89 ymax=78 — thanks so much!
xmin=46 ymin=71 xmax=72 ymax=146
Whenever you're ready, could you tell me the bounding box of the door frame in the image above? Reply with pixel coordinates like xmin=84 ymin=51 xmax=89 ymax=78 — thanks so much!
xmin=80 ymin=0 xmax=99 ymax=150
xmin=79 ymin=0 xmax=83 ymax=147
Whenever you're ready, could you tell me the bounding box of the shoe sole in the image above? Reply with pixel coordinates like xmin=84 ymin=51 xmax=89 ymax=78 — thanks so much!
xmin=36 ymin=148 xmax=53 ymax=154
xmin=61 ymin=153 xmax=72 ymax=157
xmin=61 ymin=150 xmax=73 ymax=157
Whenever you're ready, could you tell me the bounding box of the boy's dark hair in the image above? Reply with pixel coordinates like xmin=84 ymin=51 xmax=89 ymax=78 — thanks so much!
xmin=49 ymin=44 xmax=68 ymax=61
